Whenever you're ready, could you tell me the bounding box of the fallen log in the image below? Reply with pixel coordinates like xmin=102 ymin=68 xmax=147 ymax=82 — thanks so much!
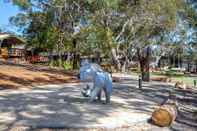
xmin=175 ymin=81 xmax=187 ymax=90
xmin=151 ymin=93 xmax=178 ymax=127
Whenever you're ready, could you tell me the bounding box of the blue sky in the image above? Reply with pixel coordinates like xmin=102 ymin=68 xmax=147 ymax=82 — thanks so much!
xmin=0 ymin=0 xmax=20 ymax=33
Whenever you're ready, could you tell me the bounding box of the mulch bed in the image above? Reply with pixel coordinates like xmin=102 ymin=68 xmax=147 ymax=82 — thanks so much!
xmin=0 ymin=62 xmax=79 ymax=89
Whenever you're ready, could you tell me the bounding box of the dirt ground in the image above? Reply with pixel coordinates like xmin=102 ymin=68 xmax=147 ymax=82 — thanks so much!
xmin=0 ymin=62 xmax=79 ymax=89
xmin=0 ymin=64 xmax=196 ymax=131
xmin=0 ymin=78 xmax=196 ymax=131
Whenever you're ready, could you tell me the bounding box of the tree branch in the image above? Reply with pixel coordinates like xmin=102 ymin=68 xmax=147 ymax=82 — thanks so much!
xmin=115 ymin=19 xmax=129 ymax=42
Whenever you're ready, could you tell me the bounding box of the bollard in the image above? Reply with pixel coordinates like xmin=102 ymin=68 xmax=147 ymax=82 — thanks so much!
xmin=139 ymin=75 xmax=142 ymax=89
xmin=194 ymin=80 xmax=196 ymax=88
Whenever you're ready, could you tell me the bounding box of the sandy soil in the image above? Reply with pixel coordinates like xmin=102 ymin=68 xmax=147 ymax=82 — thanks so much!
xmin=0 ymin=62 xmax=79 ymax=89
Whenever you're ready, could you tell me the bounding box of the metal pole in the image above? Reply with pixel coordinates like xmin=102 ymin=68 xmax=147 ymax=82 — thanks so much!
xmin=139 ymin=75 xmax=142 ymax=89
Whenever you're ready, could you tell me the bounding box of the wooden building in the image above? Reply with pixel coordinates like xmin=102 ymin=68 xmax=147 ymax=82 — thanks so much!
xmin=0 ymin=33 xmax=26 ymax=64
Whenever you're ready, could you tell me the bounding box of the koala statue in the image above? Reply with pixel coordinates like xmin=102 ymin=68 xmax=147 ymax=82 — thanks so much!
xmin=80 ymin=63 xmax=113 ymax=104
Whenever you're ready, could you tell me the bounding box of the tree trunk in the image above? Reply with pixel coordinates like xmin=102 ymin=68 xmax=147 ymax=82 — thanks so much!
xmin=76 ymin=53 xmax=80 ymax=68
xmin=49 ymin=49 xmax=54 ymax=67
xmin=121 ymin=61 xmax=126 ymax=72
xmin=137 ymin=47 xmax=150 ymax=82
xmin=72 ymin=39 xmax=78 ymax=69
xmin=58 ymin=35 xmax=64 ymax=68
xmin=170 ymin=55 xmax=173 ymax=67
xmin=0 ymin=40 xmax=2 ymax=49
xmin=58 ymin=51 xmax=62 ymax=68
xmin=177 ymin=54 xmax=179 ymax=68
xmin=111 ymin=48 xmax=121 ymax=71
xmin=180 ymin=55 xmax=182 ymax=68
xmin=188 ymin=61 xmax=190 ymax=72
xmin=178 ymin=54 xmax=182 ymax=68
xmin=158 ymin=58 xmax=161 ymax=68
xmin=0 ymin=40 xmax=2 ymax=57
xmin=95 ymin=50 xmax=101 ymax=65
xmin=140 ymin=60 xmax=150 ymax=81
xmin=119 ymin=54 xmax=127 ymax=72
xmin=195 ymin=61 xmax=197 ymax=73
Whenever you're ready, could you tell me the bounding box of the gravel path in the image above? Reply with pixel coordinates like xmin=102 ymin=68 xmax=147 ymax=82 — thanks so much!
xmin=0 ymin=75 xmax=196 ymax=131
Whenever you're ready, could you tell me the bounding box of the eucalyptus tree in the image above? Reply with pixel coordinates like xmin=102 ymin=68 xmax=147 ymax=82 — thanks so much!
xmin=83 ymin=0 xmax=184 ymax=81
xmin=167 ymin=0 xmax=197 ymax=71
xmin=10 ymin=0 xmax=58 ymax=63
xmin=10 ymin=0 xmax=89 ymax=68
xmin=39 ymin=0 xmax=93 ymax=69
xmin=149 ymin=35 xmax=171 ymax=69
xmin=125 ymin=0 xmax=185 ymax=81
xmin=185 ymin=0 xmax=197 ymax=72
xmin=10 ymin=0 xmax=194 ymax=78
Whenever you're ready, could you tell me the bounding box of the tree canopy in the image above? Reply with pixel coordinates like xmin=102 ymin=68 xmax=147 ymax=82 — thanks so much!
xmin=9 ymin=0 xmax=197 ymax=80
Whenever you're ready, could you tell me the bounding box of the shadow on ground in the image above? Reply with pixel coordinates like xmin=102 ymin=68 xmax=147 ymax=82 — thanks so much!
xmin=117 ymin=80 xmax=197 ymax=130
xmin=0 ymin=75 xmax=196 ymax=130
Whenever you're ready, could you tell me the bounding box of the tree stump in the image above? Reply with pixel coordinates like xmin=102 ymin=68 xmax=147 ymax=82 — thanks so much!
xmin=151 ymin=95 xmax=177 ymax=127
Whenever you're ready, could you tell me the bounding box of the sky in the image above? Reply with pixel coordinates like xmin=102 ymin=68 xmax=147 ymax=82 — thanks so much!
xmin=0 ymin=0 xmax=20 ymax=34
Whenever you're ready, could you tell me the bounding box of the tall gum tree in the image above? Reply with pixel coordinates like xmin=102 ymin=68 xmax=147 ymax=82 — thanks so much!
xmin=85 ymin=0 xmax=184 ymax=81
xmin=10 ymin=0 xmax=194 ymax=79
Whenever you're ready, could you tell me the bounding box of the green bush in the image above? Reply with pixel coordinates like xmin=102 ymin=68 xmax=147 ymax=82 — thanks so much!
xmin=49 ymin=60 xmax=59 ymax=67
xmin=63 ymin=61 xmax=72 ymax=71
xmin=49 ymin=60 xmax=72 ymax=70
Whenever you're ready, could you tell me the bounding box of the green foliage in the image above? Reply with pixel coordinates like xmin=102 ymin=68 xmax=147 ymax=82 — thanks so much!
xmin=12 ymin=0 xmax=30 ymax=10
xmin=49 ymin=60 xmax=72 ymax=70
xmin=78 ymin=25 xmax=114 ymax=56
xmin=9 ymin=0 xmax=197 ymax=72
xmin=63 ymin=61 xmax=72 ymax=71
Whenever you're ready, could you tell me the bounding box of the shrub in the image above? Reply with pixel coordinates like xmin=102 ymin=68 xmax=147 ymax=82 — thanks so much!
xmin=63 ymin=61 xmax=72 ymax=71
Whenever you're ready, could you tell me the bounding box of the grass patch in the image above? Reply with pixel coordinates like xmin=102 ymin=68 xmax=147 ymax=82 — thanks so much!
xmin=131 ymin=69 xmax=196 ymax=87
xmin=151 ymin=70 xmax=196 ymax=86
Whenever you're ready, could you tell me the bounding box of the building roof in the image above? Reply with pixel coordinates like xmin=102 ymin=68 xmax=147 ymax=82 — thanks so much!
xmin=0 ymin=33 xmax=26 ymax=45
